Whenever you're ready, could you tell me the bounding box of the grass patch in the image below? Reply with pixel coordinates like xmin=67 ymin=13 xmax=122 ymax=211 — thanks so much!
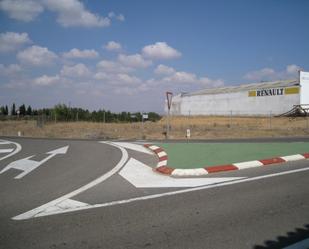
xmin=156 ymin=142 xmax=309 ymax=169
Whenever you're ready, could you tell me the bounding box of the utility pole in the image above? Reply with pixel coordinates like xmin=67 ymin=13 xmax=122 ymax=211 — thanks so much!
xmin=166 ymin=92 xmax=173 ymax=139
xmin=141 ymin=112 xmax=144 ymax=139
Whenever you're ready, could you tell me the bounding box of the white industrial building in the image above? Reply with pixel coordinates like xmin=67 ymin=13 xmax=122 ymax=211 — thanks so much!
xmin=168 ymin=71 xmax=309 ymax=116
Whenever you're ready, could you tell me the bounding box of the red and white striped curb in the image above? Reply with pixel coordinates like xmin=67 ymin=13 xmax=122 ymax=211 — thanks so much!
xmin=144 ymin=144 xmax=309 ymax=177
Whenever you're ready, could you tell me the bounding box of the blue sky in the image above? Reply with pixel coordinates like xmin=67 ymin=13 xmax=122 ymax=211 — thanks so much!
xmin=0 ymin=0 xmax=308 ymax=113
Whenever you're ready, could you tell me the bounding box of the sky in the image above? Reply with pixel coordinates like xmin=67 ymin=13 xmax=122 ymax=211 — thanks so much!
xmin=0 ymin=0 xmax=308 ymax=113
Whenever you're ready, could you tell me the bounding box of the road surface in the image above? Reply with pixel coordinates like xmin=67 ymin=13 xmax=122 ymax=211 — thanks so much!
xmin=0 ymin=137 xmax=308 ymax=249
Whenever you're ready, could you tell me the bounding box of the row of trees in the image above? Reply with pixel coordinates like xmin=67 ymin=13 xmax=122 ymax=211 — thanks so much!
xmin=0 ymin=103 xmax=161 ymax=123
xmin=0 ymin=103 xmax=50 ymax=116
xmin=0 ymin=104 xmax=33 ymax=116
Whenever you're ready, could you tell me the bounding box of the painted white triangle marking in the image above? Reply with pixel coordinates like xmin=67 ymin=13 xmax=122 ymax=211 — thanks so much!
xmin=37 ymin=199 xmax=89 ymax=218
xmin=110 ymin=142 xmax=153 ymax=155
xmin=14 ymin=199 xmax=89 ymax=219
xmin=56 ymin=199 xmax=89 ymax=209
xmin=119 ymin=158 xmax=244 ymax=188
xmin=47 ymin=146 xmax=69 ymax=155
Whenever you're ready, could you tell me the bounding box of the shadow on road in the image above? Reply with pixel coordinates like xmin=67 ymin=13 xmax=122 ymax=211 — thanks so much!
xmin=254 ymin=224 xmax=309 ymax=249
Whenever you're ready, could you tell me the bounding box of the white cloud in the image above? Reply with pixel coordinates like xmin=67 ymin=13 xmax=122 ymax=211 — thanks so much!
xmin=94 ymin=72 xmax=108 ymax=80
xmin=0 ymin=0 xmax=44 ymax=22
xmin=33 ymin=74 xmax=60 ymax=86
xmin=155 ymin=68 xmax=224 ymax=88
xmin=0 ymin=0 xmax=123 ymax=28
xmin=96 ymin=60 xmax=133 ymax=73
xmin=108 ymin=12 xmax=115 ymax=18
xmin=95 ymin=72 xmax=141 ymax=86
xmin=154 ymin=64 xmax=175 ymax=75
xmin=199 ymin=76 xmax=224 ymax=87
xmin=118 ymin=53 xmax=152 ymax=68
xmin=0 ymin=32 xmax=31 ymax=53
xmin=108 ymin=12 xmax=125 ymax=21
xmin=244 ymin=68 xmax=275 ymax=81
xmin=43 ymin=0 xmax=110 ymax=28
xmin=163 ymin=71 xmax=197 ymax=84
xmin=60 ymin=63 xmax=91 ymax=78
xmin=0 ymin=63 xmax=22 ymax=76
xmin=116 ymin=73 xmax=141 ymax=85
xmin=17 ymin=45 xmax=58 ymax=66
xmin=2 ymin=80 xmax=28 ymax=89
xmin=116 ymin=14 xmax=125 ymax=21
xmin=244 ymin=65 xmax=301 ymax=81
xmin=286 ymin=64 xmax=301 ymax=75
xmin=142 ymin=42 xmax=182 ymax=60
xmin=113 ymin=87 xmax=136 ymax=95
xmin=104 ymin=41 xmax=122 ymax=52
xmin=63 ymin=48 xmax=99 ymax=59
xmin=136 ymin=83 xmax=150 ymax=92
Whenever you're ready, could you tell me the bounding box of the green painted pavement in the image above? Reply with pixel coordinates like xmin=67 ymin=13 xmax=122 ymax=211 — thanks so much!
xmin=155 ymin=142 xmax=309 ymax=169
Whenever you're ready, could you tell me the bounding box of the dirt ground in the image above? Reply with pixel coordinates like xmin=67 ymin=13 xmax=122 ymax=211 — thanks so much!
xmin=1 ymin=116 xmax=309 ymax=140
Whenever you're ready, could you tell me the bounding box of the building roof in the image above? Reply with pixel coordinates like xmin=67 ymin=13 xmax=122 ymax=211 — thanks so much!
xmin=181 ymin=79 xmax=299 ymax=97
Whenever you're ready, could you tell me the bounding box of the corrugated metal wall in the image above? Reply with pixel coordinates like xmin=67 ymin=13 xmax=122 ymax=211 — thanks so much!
xmin=170 ymin=87 xmax=300 ymax=116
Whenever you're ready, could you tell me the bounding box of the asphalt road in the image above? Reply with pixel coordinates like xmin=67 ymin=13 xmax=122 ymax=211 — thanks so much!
xmin=0 ymin=137 xmax=308 ymax=249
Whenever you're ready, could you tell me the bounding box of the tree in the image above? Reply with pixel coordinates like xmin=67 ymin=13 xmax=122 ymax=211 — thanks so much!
xmin=53 ymin=104 xmax=70 ymax=121
xmin=11 ymin=103 xmax=16 ymax=116
xmin=148 ymin=112 xmax=161 ymax=122
xmin=0 ymin=106 xmax=5 ymax=115
xmin=19 ymin=104 xmax=26 ymax=116
xmin=5 ymin=105 xmax=8 ymax=115
xmin=26 ymin=105 xmax=32 ymax=115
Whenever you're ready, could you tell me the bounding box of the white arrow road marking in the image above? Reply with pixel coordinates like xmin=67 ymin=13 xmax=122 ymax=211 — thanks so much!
xmin=0 ymin=146 xmax=69 ymax=179
xmin=0 ymin=139 xmax=22 ymax=161
xmin=119 ymin=158 xmax=244 ymax=188
xmin=13 ymin=166 xmax=309 ymax=220
xmin=111 ymin=142 xmax=153 ymax=155
xmin=13 ymin=141 xmax=128 ymax=220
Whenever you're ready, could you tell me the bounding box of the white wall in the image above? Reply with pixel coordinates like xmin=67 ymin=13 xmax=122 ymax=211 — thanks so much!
xmin=170 ymin=90 xmax=300 ymax=116
xmin=300 ymin=71 xmax=309 ymax=105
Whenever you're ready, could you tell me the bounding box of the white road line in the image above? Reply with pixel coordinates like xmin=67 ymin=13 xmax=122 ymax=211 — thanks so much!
xmin=15 ymin=165 xmax=309 ymax=219
xmin=0 ymin=149 xmax=14 ymax=153
xmin=0 ymin=140 xmax=22 ymax=161
xmin=112 ymin=142 xmax=153 ymax=155
xmin=13 ymin=141 xmax=128 ymax=220
xmin=0 ymin=141 xmax=11 ymax=145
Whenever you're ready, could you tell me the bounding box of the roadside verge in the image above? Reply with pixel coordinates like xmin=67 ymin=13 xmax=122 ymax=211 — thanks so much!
xmin=144 ymin=144 xmax=309 ymax=177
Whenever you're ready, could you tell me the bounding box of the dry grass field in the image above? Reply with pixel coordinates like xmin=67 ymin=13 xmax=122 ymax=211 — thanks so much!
xmin=0 ymin=116 xmax=309 ymax=140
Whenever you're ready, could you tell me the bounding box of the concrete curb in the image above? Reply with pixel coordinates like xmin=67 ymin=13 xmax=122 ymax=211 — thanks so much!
xmin=144 ymin=144 xmax=309 ymax=177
